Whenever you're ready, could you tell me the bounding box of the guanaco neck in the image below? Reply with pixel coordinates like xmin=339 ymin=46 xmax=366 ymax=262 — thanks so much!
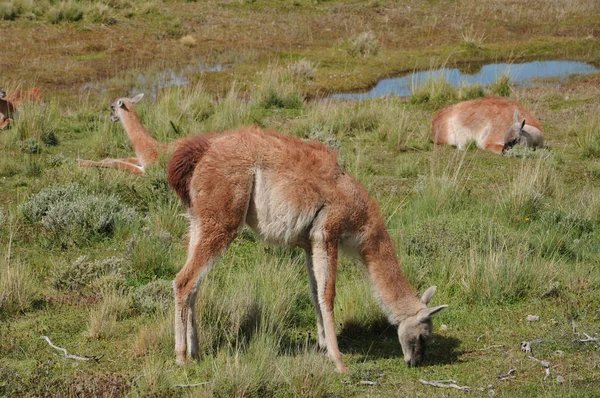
xmin=120 ymin=106 xmax=161 ymax=166
xmin=359 ymin=210 xmax=423 ymax=325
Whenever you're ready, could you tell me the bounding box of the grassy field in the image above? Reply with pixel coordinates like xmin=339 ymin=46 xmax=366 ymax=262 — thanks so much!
xmin=1 ymin=0 xmax=600 ymax=396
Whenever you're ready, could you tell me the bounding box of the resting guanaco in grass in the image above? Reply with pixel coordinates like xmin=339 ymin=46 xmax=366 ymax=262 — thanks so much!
xmin=0 ymin=86 xmax=42 ymax=130
xmin=166 ymin=127 xmax=448 ymax=373
xmin=431 ymin=96 xmax=544 ymax=154
xmin=77 ymin=93 xmax=167 ymax=175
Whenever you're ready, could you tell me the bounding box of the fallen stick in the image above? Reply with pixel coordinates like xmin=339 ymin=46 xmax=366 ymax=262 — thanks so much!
xmin=172 ymin=382 xmax=209 ymax=388
xmin=40 ymin=336 xmax=101 ymax=362
xmin=497 ymin=368 xmax=516 ymax=381
xmin=419 ymin=379 xmax=479 ymax=391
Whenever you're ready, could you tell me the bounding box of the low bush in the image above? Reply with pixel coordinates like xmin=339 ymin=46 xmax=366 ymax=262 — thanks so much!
xmin=21 ymin=183 xmax=138 ymax=244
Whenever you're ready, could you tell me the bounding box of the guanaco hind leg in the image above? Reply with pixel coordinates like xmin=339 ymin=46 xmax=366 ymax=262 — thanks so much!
xmin=174 ymin=176 xmax=252 ymax=365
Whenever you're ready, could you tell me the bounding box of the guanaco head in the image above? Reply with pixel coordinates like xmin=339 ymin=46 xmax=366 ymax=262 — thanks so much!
xmin=0 ymin=87 xmax=6 ymax=99
xmin=502 ymin=109 xmax=527 ymax=153
xmin=110 ymin=93 xmax=144 ymax=122
xmin=397 ymin=286 xmax=448 ymax=367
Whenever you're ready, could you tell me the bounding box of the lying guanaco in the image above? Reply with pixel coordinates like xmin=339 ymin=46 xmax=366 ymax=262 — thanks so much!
xmin=77 ymin=93 xmax=166 ymax=175
xmin=432 ymin=96 xmax=544 ymax=154
xmin=167 ymin=127 xmax=448 ymax=373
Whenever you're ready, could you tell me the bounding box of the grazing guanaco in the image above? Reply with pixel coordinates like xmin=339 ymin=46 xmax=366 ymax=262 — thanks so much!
xmin=77 ymin=93 xmax=166 ymax=175
xmin=431 ymin=96 xmax=544 ymax=154
xmin=0 ymin=86 xmax=42 ymax=130
xmin=167 ymin=127 xmax=448 ymax=373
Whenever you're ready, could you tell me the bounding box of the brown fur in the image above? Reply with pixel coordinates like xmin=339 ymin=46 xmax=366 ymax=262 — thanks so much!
xmin=432 ymin=96 xmax=544 ymax=154
xmin=167 ymin=135 xmax=211 ymax=207
xmin=0 ymin=87 xmax=41 ymax=130
xmin=168 ymin=127 xmax=447 ymax=372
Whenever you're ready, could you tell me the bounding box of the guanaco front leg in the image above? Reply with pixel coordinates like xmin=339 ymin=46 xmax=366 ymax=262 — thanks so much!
xmin=304 ymin=248 xmax=327 ymax=349
xmin=311 ymin=237 xmax=347 ymax=373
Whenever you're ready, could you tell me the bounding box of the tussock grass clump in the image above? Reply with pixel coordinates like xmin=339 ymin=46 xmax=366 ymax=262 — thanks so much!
xmin=127 ymin=228 xmax=177 ymax=282
xmin=490 ymin=74 xmax=513 ymax=97
xmin=409 ymin=77 xmax=458 ymax=108
xmin=410 ymin=151 xmax=470 ymax=215
xmin=251 ymin=66 xmax=303 ymax=110
xmin=87 ymin=290 xmax=132 ymax=339
xmin=132 ymin=279 xmax=172 ymax=314
xmin=458 ymin=83 xmax=485 ymax=101
xmin=179 ymin=34 xmax=197 ymax=47
xmin=500 ymin=158 xmax=554 ymax=223
xmin=21 ymin=183 xmax=138 ymax=243
xmin=51 ymin=256 xmax=130 ymax=292
xmin=575 ymin=117 xmax=600 ymax=158
xmin=132 ymin=314 xmax=172 ymax=357
xmin=347 ymin=32 xmax=381 ymax=58
xmin=460 ymin=27 xmax=486 ymax=52
xmin=4 ymin=100 xmax=59 ymax=153
xmin=210 ymin=83 xmax=253 ymax=131
xmin=0 ymin=258 xmax=38 ymax=315
xmin=294 ymin=101 xmax=379 ymax=139
xmin=46 ymin=1 xmax=84 ymax=23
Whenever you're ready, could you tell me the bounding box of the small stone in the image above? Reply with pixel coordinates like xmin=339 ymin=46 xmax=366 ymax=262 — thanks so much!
xmin=527 ymin=315 xmax=540 ymax=322
xmin=554 ymin=350 xmax=564 ymax=356
xmin=540 ymin=360 xmax=551 ymax=368
xmin=440 ymin=324 xmax=448 ymax=331
xmin=556 ymin=375 xmax=564 ymax=384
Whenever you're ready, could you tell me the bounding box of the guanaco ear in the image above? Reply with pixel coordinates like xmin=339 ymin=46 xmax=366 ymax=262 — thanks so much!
xmin=131 ymin=93 xmax=144 ymax=104
xmin=520 ymin=119 xmax=526 ymax=130
xmin=420 ymin=286 xmax=437 ymax=305
xmin=513 ymin=109 xmax=520 ymax=124
xmin=418 ymin=305 xmax=449 ymax=322
xmin=117 ymin=99 xmax=124 ymax=108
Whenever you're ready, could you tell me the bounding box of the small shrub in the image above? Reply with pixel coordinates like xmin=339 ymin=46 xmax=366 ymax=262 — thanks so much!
xmin=503 ymin=145 xmax=552 ymax=159
xmin=490 ymin=74 xmax=512 ymax=97
xmin=21 ymin=183 xmax=138 ymax=243
xmin=347 ymin=32 xmax=381 ymax=58
xmin=289 ymin=59 xmax=316 ymax=81
xmin=51 ymin=256 xmax=130 ymax=292
xmin=133 ymin=279 xmax=173 ymax=314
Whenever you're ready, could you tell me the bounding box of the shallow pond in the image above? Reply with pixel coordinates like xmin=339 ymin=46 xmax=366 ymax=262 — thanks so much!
xmin=330 ymin=60 xmax=599 ymax=100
